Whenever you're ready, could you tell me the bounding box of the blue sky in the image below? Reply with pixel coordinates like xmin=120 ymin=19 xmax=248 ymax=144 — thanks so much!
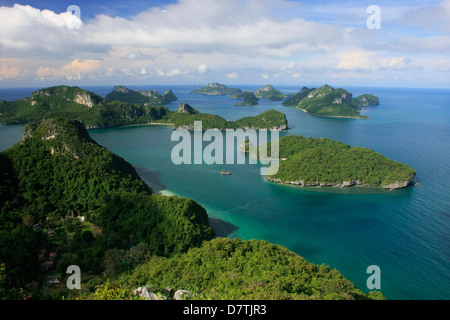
xmin=0 ymin=0 xmax=449 ymax=88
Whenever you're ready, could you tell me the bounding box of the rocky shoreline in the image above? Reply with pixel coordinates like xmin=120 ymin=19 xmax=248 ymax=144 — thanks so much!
xmin=266 ymin=176 xmax=414 ymax=191
xmin=298 ymin=108 xmax=369 ymax=119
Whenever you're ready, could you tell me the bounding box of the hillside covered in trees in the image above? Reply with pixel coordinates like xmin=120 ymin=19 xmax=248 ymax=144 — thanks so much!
xmin=282 ymin=85 xmax=379 ymax=118
xmin=104 ymin=86 xmax=178 ymax=105
xmin=105 ymin=238 xmax=384 ymax=300
xmin=0 ymin=118 xmax=383 ymax=300
xmin=0 ymin=118 xmax=214 ymax=299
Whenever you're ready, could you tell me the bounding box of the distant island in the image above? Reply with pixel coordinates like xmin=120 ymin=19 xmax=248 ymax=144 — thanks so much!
xmin=105 ymin=86 xmax=178 ymax=105
xmin=254 ymin=84 xmax=286 ymax=101
xmin=190 ymin=83 xmax=379 ymax=118
xmin=230 ymin=91 xmax=259 ymax=106
xmin=283 ymin=85 xmax=380 ymax=118
xmin=0 ymin=117 xmax=383 ymax=300
xmin=191 ymin=83 xmax=242 ymax=95
xmin=258 ymin=135 xmax=416 ymax=190
xmin=170 ymin=103 xmax=287 ymax=130
xmin=0 ymin=85 xmax=287 ymax=131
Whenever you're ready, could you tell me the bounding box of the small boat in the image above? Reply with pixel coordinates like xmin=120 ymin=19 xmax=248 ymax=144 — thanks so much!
xmin=220 ymin=170 xmax=232 ymax=175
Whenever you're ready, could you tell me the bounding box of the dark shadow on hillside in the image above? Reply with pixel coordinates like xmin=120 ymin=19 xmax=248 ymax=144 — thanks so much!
xmin=134 ymin=165 xmax=166 ymax=194
xmin=208 ymin=216 xmax=239 ymax=238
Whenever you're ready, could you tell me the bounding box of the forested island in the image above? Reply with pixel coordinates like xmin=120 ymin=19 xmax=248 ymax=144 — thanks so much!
xmin=191 ymin=83 xmax=242 ymax=95
xmin=230 ymin=91 xmax=259 ymax=106
xmin=190 ymin=83 xmax=379 ymax=118
xmin=258 ymin=135 xmax=416 ymax=190
xmin=282 ymin=87 xmax=315 ymax=106
xmin=0 ymin=85 xmax=287 ymax=131
xmin=105 ymin=86 xmax=178 ymax=105
xmin=0 ymin=118 xmax=383 ymax=300
xmin=284 ymin=85 xmax=380 ymax=118
xmin=172 ymin=103 xmax=287 ymax=130
xmin=254 ymin=84 xmax=286 ymax=101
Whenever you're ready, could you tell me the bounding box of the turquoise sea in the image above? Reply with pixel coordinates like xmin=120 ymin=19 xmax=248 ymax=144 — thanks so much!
xmin=0 ymin=85 xmax=449 ymax=300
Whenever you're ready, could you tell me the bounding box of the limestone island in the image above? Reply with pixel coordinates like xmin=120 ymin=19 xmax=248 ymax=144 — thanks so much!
xmin=254 ymin=84 xmax=286 ymax=101
xmin=257 ymin=135 xmax=416 ymax=190
xmin=105 ymin=85 xmax=178 ymax=105
xmin=171 ymin=103 xmax=287 ymax=130
xmin=191 ymin=83 xmax=242 ymax=96
xmin=282 ymin=85 xmax=379 ymax=119
xmin=230 ymin=91 xmax=259 ymax=106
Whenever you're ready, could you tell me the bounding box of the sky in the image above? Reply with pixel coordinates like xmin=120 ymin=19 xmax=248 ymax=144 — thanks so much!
xmin=0 ymin=0 xmax=449 ymax=88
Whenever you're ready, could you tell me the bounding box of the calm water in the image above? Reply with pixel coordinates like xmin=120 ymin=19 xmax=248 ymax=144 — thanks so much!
xmin=0 ymin=85 xmax=449 ymax=300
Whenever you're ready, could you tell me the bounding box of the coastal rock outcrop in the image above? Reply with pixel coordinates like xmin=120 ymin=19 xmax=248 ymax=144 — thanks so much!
xmin=174 ymin=290 xmax=193 ymax=300
xmin=133 ymin=287 xmax=167 ymax=300
xmin=74 ymin=92 xmax=95 ymax=107
xmin=332 ymin=93 xmax=352 ymax=105
xmin=177 ymin=102 xmax=198 ymax=114
xmin=266 ymin=177 xmax=413 ymax=190
xmin=382 ymin=180 xmax=412 ymax=190
xmin=113 ymin=86 xmax=130 ymax=94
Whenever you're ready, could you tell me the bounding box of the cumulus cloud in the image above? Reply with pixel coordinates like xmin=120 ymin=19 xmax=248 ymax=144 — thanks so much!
xmin=156 ymin=68 xmax=182 ymax=77
xmin=122 ymin=50 xmax=154 ymax=60
xmin=0 ymin=4 xmax=83 ymax=54
xmin=0 ymin=61 xmax=22 ymax=80
xmin=0 ymin=1 xmax=346 ymax=58
xmin=337 ymin=51 xmax=424 ymax=73
xmin=197 ymin=64 xmax=209 ymax=74
xmin=337 ymin=51 xmax=378 ymax=70
xmin=0 ymin=0 xmax=448 ymax=85
xmin=35 ymin=59 xmax=100 ymax=79
xmin=226 ymin=72 xmax=238 ymax=79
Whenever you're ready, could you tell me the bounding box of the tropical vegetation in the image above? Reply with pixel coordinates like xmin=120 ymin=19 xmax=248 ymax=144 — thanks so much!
xmin=0 ymin=118 xmax=384 ymax=300
xmin=191 ymin=83 xmax=242 ymax=95
xmin=0 ymin=118 xmax=214 ymax=299
xmin=230 ymin=91 xmax=259 ymax=106
xmin=260 ymin=135 xmax=416 ymax=188
xmin=0 ymin=85 xmax=287 ymax=130
xmin=254 ymin=84 xmax=286 ymax=101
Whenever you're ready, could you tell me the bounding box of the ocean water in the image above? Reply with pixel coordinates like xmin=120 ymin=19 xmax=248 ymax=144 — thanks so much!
xmin=0 ymin=85 xmax=449 ymax=300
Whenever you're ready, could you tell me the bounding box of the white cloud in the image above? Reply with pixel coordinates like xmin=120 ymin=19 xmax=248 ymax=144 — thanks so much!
xmin=0 ymin=4 xmax=83 ymax=53
xmin=156 ymin=68 xmax=181 ymax=77
xmin=337 ymin=51 xmax=378 ymax=70
xmin=0 ymin=1 xmax=448 ymax=86
xmin=76 ymin=0 xmax=343 ymax=59
xmin=226 ymin=72 xmax=238 ymax=79
xmin=35 ymin=59 xmax=100 ymax=79
xmin=197 ymin=64 xmax=209 ymax=74
xmin=0 ymin=61 xmax=22 ymax=79
xmin=122 ymin=50 xmax=154 ymax=60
